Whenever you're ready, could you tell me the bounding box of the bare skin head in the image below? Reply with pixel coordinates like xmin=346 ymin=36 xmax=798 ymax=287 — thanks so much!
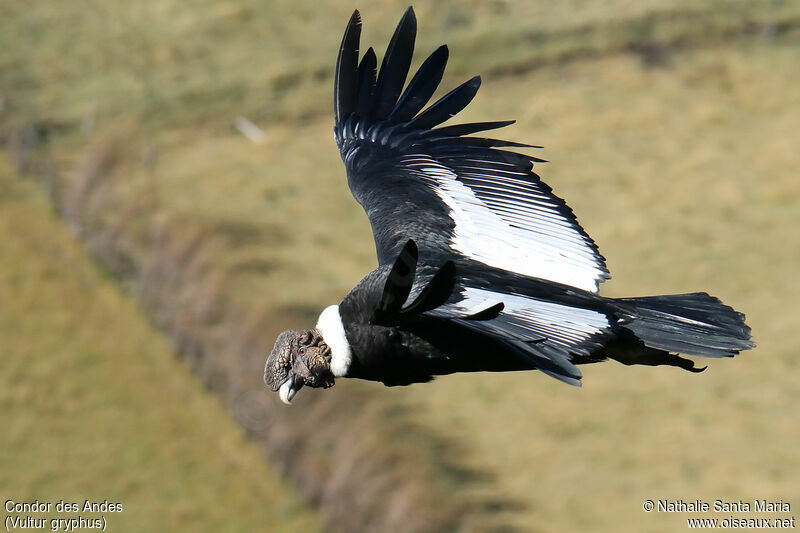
xmin=264 ymin=329 xmax=335 ymax=404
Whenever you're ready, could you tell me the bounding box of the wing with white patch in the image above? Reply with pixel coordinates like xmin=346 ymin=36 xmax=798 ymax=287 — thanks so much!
xmin=402 ymin=154 xmax=608 ymax=292
xmin=430 ymin=287 xmax=613 ymax=385
xmin=334 ymin=8 xmax=609 ymax=293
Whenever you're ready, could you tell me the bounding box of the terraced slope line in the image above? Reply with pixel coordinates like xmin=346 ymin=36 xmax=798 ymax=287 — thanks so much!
xmin=0 ymin=157 xmax=320 ymax=533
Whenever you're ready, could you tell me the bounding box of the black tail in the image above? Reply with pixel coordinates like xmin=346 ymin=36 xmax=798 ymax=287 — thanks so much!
xmin=618 ymin=292 xmax=755 ymax=359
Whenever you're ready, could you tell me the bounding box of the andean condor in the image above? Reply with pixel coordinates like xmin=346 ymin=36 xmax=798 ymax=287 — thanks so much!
xmin=264 ymin=7 xmax=754 ymax=404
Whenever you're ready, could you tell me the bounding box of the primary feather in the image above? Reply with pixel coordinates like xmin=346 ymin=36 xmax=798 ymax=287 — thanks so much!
xmin=334 ymin=8 xmax=609 ymax=293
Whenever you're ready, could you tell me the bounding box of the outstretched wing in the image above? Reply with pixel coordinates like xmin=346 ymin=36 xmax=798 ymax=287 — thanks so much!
xmin=365 ymin=239 xmax=614 ymax=385
xmin=334 ymin=8 xmax=610 ymax=293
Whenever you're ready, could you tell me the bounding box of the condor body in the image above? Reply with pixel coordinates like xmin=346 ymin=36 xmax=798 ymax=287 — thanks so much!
xmin=264 ymin=7 xmax=754 ymax=404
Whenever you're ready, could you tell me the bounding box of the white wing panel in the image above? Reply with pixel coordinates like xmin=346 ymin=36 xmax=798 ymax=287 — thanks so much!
xmin=404 ymin=155 xmax=606 ymax=292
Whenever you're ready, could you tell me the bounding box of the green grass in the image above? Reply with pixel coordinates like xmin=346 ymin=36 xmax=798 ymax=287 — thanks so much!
xmin=0 ymin=157 xmax=320 ymax=533
xmin=1 ymin=0 xmax=796 ymax=132
xmin=401 ymin=42 xmax=800 ymax=531
xmin=3 ymin=1 xmax=800 ymax=531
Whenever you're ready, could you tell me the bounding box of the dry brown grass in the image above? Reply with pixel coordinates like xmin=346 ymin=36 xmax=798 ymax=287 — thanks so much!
xmin=0 ymin=156 xmax=319 ymax=533
xmin=399 ymin=42 xmax=800 ymax=531
xmin=4 ymin=128 xmax=489 ymax=532
xmin=102 ymin=36 xmax=799 ymax=532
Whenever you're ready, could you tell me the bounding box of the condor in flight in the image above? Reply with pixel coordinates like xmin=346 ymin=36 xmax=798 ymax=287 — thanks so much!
xmin=264 ymin=7 xmax=754 ymax=404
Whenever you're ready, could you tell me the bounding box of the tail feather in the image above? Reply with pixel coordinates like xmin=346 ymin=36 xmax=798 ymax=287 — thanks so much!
xmin=619 ymin=292 xmax=755 ymax=358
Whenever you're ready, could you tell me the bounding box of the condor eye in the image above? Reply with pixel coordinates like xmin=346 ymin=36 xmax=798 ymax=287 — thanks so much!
xmin=298 ymin=347 xmax=307 ymax=356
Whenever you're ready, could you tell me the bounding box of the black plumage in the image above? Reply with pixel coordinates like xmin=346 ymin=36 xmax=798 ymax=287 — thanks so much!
xmin=264 ymin=7 xmax=754 ymax=404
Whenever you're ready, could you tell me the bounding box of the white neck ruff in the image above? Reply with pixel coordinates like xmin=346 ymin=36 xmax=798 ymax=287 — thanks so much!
xmin=316 ymin=305 xmax=352 ymax=377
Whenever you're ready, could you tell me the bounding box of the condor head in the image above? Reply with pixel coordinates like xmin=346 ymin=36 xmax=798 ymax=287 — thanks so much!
xmin=264 ymin=329 xmax=335 ymax=404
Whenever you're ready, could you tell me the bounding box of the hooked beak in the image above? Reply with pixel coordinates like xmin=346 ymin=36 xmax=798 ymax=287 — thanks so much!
xmin=278 ymin=375 xmax=304 ymax=405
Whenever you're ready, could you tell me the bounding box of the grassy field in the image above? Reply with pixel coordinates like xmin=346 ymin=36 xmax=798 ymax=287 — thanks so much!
xmin=404 ymin=42 xmax=800 ymax=530
xmin=2 ymin=1 xmax=799 ymax=531
xmin=0 ymin=157 xmax=319 ymax=532
xmin=129 ymin=38 xmax=800 ymax=532
xmin=2 ymin=0 xmax=797 ymax=131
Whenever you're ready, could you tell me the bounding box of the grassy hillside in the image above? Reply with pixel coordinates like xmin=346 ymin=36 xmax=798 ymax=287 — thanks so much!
xmin=406 ymin=42 xmax=800 ymax=530
xmin=114 ymin=39 xmax=800 ymax=532
xmin=0 ymin=157 xmax=319 ymax=532
xmin=2 ymin=1 xmax=799 ymax=531
xmin=2 ymin=0 xmax=797 ymax=131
